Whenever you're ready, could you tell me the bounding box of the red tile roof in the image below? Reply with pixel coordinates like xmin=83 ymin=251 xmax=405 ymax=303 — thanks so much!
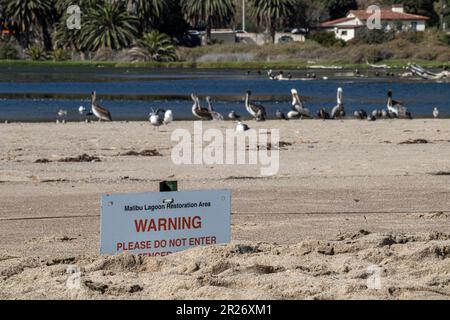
xmin=320 ymin=9 xmax=428 ymax=27
xmin=320 ymin=17 xmax=356 ymax=27
xmin=349 ymin=9 xmax=429 ymax=21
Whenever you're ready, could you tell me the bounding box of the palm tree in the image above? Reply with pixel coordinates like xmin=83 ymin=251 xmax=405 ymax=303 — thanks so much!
xmin=3 ymin=0 xmax=53 ymax=49
xmin=249 ymin=0 xmax=295 ymax=43
xmin=53 ymin=14 xmax=84 ymax=57
xmin=53 ymin=0 xmax=102 ymax=59
xmin=130 ymin=31 xmax=177 ymax=62
xmin=126 ymin=0 xmax=168 ymax=32
xmin=181 ymin=0 xmax=235 ymax=43
xmin=53 ymin=0 xmax=97 ymax=16
xmin=80 ymin=0 xmax=139 ymax=51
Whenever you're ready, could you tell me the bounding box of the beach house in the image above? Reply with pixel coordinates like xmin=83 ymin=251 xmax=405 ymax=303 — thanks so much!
xmin=320 ymin=4 xmax=429 ymax=41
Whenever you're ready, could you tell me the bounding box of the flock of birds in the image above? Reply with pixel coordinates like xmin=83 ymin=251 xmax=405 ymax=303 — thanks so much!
xmin=54 ymin=88 xmax=441 ymax=132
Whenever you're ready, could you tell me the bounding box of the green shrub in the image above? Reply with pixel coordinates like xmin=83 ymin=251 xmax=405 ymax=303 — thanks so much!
xmin=93 ymin=47 xmax=115 ymax=61
xmin=130 ymin=31 xmax=178 ymax=62
xmin=309 ymin=31 xmax=345 ymax=47
xmin=438 ymin=33 xmax=450 ymax=46
xmin=0 ymin=42 xmax=19 ymax=59
xmin=397 ymin=30 xmax=425 ymax=44
xmin=51 ymin=48 xmax=70 ymax=61
xmin=355 ymin=29 xmax=395 ymax=44
xmin=25 ymin=45 xmax=48 ymax=61
xmin=413 ymin=48 xmax=438 ymax=60
xmin=364 ymin=47 xmax=384 ymax=63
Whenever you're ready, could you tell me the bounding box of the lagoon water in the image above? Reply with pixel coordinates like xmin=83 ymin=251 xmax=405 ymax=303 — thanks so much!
xmin=0 ymin=66 xmax=449 ymax=121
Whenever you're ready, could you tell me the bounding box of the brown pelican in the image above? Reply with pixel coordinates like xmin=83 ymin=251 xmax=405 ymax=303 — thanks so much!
xmin=245 ymin=90 xmax=266 ymax=121
xmin=387 ymin=90 xmax=412 ymax=119
xmin=433 ymin=107 xmax=439 ymax=119
xmin=236 ymin=121 xmax=250 ymax=132
xmin=191 ymin=93 xmax=212 ymax=120
xmin=291 ymin=89 xmax=311 ymax=118
xmin=91 ymin=91 xmax=112 ymax=121
xmin=331 ymin=88 xmax=345 ymax=119
xmin=206 ymin=96 xmax=224 ymax=121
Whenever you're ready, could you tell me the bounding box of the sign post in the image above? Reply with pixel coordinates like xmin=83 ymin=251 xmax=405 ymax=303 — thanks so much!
xmin=100 ymin=189 xmax=231 ymax=256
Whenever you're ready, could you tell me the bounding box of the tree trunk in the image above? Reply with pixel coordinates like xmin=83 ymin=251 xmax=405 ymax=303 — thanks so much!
xmin=41 ymin=19 xmax=53 ymax=51
xmin=205 ymin=16 xmax=212 ymax=45
xmin=21 ymin=22 xmax=30 ymax=49
xmin=24 ymin=32 xmax=30 ymax=49
xmin=269 ymin=19 xmax=276 ymax=44
xmin=270 ymin=27 xmax=276 ymax=44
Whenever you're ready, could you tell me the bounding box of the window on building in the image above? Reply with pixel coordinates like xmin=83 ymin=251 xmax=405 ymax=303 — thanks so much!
xmin=341 ymin=30 xmax=348 ymax=36
xmin=411 ymin=21 xmax=417 ymax=31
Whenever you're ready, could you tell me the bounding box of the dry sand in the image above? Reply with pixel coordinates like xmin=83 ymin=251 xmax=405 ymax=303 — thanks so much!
xmin=0 ymin=119 xmax=450 ymax=299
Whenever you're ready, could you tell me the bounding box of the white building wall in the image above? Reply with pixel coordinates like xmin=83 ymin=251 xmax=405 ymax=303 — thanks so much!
xmin=324 ymin=19 xmax=426 ymax=42
xmin=237 ymin=32 xmax=305 ymax=45
xmin=274 ymin=33 xmax=305 ymax=43
xmin=383 ymin=20 xmax=426 ymax=31
xmin=334 ymin=28 xmax=355 ymax=41
xmin=416 ymin=21 xmax=426 ymax=31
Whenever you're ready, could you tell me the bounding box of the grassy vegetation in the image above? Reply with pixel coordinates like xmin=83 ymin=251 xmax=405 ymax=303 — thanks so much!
xmin=1 ymin=31 xmax=449 ymax=70
xmin=0 ymin=57 xmax=448 ymax=70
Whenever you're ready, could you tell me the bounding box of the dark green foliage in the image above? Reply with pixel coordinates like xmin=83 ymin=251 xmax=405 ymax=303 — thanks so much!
xmin=355 ymin=28 xmax=396 ymax=44
xmin=0 ymin=42 xmax=19 ymax=59
xmin=181 ymin=0 xmax=235 ymax=42
xmin=249 ymin=0 xmax=296 ymax=43
xmin=310 ymin=31 xmax=346 ymax=47
xmin=321 ymin=0 xmax=357 ymax=20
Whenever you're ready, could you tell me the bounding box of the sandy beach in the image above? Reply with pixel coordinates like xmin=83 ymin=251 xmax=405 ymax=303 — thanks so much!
xmin=1 ymin=119 xmax=450 ymax=299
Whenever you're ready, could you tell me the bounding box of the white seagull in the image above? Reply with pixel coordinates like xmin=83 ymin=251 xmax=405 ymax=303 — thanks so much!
xmin=276 ymin=109 xmax=287 ymax=120
xmin=433 ymin=107 xmax=439 ymax=119
xmin=354 ymin=109 xmax=367 ymax=120
xmin=149 ymin=109 xmax=173 ymax=127
xmin=149 ymin=109 xmax=165 ymax=129
xmin=78 ymin=106 xmax=87 ymax=122
xmin=164 ymin=110 xmax=173 ymax=125
xmin=228 ymin=110 xmax=241 ymax=120
xmin=236 ymin=121 xmax=250 ymax=132
xmin=57 ymin=109 xmax=67 ymax=123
